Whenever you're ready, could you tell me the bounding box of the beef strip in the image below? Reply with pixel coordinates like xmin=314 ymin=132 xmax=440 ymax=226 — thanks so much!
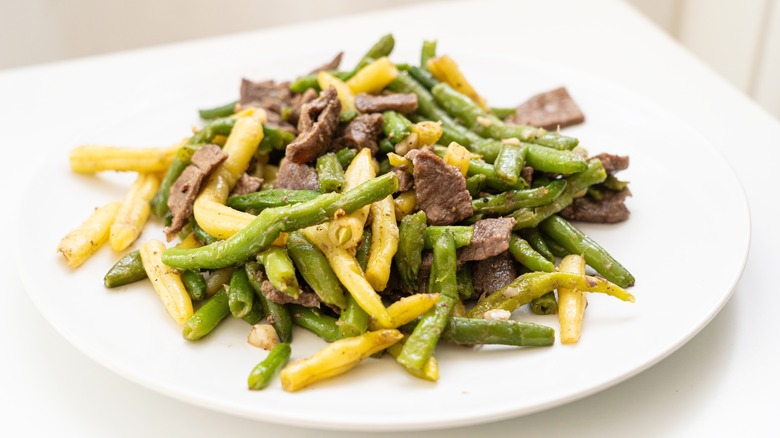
xmin=230 ymin=173 xmax=264 ymax=195
xmin=289 ymin=88 xmax=319 ymax=126
xmin=240 ymin=79 xmax=297 ymax=133
xmin=506 ymin=86 xmax=585 ymax=130
xmin=410 ymin=150 xmax=473 ymax=225
xmin=355 ymin=92 xmax=418 ymax=114
xmin=274 ymin=159 xmax=320 ymax=191
xmin=334 ymin=113 xmax=384 ymax=153
xmin=392 ymin=167 xmax=414 ymax=192
xmin=458 ymin=218 xmax=516 ymax=262
xmin=285 ymin=87 xmax=341 ymax=164
xmin=472 ymin=252 xmax=517 ymax=298
xmin=559 ymin=187 xmax=631 ymax=223
xmin=521 ymin=166 xmax=534 ymax=186
xmin=164 ymin=145 xmax=227 ymax=240
xmin=309 ymin=52 xmax=344 ymax=74
xmin=260 ymin=280 xmax=321 ymax=308
xmin=590 ymin=153 xmax=629 ymax=174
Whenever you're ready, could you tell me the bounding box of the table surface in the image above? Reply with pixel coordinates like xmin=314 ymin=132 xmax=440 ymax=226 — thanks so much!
xmin=2 ymin=0 xmax=777 ymax=435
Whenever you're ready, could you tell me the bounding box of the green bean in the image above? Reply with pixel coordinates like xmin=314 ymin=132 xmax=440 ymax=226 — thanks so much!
xmin=257 ymin=125 xmax=296 ymax=154
xmin=335 ymin=147 xmax=357 ymax=169
xmin=539 ymin=215 xmax=635 ymax=288
xmin=316 ymin=152 xmax=346 ymax=193
xmin=525 ymin=144 xmax=587 ymax=174
xmin=289 ymin=305 xmax=341 ymax=342
xmin=394 ymin=211 xmax=427 ymax=292
xmin=456 ymin=264 xmax=476 ymax=300
xmin=423 ymin=226 xmax=473 ymax=249
xmin=192 ymin=219 xmax=218 ymax=245
xmin=431 ymin=82 xmax=578 ymax=150
xmin=289 ymin=71 xmax=352 ymax=93
xmin=437 ymin=146 xmax=528 ymax=191
xmin=338 ymin=294 xmax=370 ymax=339
xmin=228 ymin=268 xmax=255 ymax=318
xmin=520 ymin=228 xmax=555 ymax=262
xmin=189 ymin=116 xmax=236 ymax=145
xmin=510 ymin=160 xmax=606 ymax=229
xmin=286 ymin=231 xmax=347 ymax=310
xmin=443 ymin=317 xmax=554 ymax=346
xmin=541 ymin=231 xmax=570 ymax=257
xmin=379 ymin=138 xmax=395 ymax=155
xmin=227 ymin=189 xmax=321 ymax=214
xmin=104 ymin=250 xmax=146 ymax=288
xmin=396 ymin=230 xmax=457 ymax=374
xmin=355 ymin=33 xmax=395 ymax=70
xmin=182 ymin=287 xmax=230 ymax=341
xmin=508 ymin=234 xmax=555 ymax=273
xmin=198 ymin=100 xmax=237 ymax=120
xmin=245 ymin=262 xmax=293 ymax=343
xmin=530 ymin=292 xmax=558 ymax=315
xmin=471 ymin=180 xmax=567 ymax=216
xmin=465 ymin=174 xmax=487 ymax=197
xmin=420 ymin=40 xmax=437 ymax=69
xmin=257 ymin=247 xmax=300 ymax=299
xmin=383 ymin=110 xmax=413 ymax=144
xmin=241 ymin=299 xmax=266 ymax=325
xmin=247 ymin=343 xmax=291 ymax=390
xmin=494 ymin=143 xmax=526 ymax=185
xmin=468 ymin=271 xmax=635 ymax=318
xmin=162 ymin=173 xmax=398 ymax=270
xmin=345 ymin=227 xmax=369 ymax=271
xmin=490 ymin=107 xmax=517 ymax=120
xmin=181 ymin=269 xmax=207 ymax=302
xmin=409 ymin=66 xmax=438 ymax=89
xmin=340 ymin=109 xmax=358 ymax=123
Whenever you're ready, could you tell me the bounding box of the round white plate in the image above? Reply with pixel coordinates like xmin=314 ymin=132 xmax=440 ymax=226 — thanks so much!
xmin=17 ymin=51 xmax=750 ymax=431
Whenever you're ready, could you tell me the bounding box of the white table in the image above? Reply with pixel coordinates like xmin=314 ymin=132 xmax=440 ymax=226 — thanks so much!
xmin=2 ymin=0 xmax=777 ymax=435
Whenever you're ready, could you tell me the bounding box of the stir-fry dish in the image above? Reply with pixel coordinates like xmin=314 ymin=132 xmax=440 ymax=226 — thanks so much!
xmin=57 ymin=35 xmax=635 ymax=391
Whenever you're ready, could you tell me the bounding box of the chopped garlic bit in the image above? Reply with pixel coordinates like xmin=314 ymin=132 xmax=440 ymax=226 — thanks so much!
xmin=248 ymin=323 xmax=279 ymax=350
xmin=501 ymin=137 xmax=522 ymax=146
xmin=482 ymin=309 xmax=512 ymax=321
xmin=476 ymin=116 xmax=492 ymax=127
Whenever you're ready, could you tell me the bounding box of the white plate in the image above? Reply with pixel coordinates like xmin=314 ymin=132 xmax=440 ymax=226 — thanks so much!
xmin=17 ymin=51 xmax=750 ymax=431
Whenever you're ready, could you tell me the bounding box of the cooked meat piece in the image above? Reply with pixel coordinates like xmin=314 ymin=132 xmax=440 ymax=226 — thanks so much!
xmin=289 ymin=88 xmax=319 ymax=126
xmin=309 ymin=52 xmax=344 ymax=74
xmin=355 ymin=92 xmax=418 ymax=114
xmin=164 ymin=145 xmax=227 ymax=240
xmin=240 ymin=79 xmax=293 ymax=115
xmin=590 ymin=153 xmax=629 ymax=174
xmin=521 ymin=166 xmax=534 ymax=186
xmin=506 ymin=87 xmax=585 ymax=130
xmin=559 ymin=187 xmax=631 ymax=223
xmin=334 ymin=113 xmax=384 ymax=153
xmin=393 ymin=167 xmax=414 ymax=192
xmin=472 ymin=252 xmax=517 ymax=298
xmin=285 ymin=88 xmax=341 ymax=164
xmin=458 ymin=218 xmax=516 ymax=262
xmin=411 ymin=150 xmax=473 ymax=225
xmin=230 ymin=173 xmax=264 ymax=195
xmin=260 ymin=280 xmax=321 ymax=308
xmin=274 ymin=159 xmax=320 ymax=191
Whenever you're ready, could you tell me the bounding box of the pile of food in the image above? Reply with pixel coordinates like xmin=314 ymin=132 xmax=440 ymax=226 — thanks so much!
xmin=57 ymin=35 xmax=635 ymax=392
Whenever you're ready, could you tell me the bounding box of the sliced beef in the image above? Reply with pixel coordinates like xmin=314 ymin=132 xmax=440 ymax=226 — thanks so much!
xmin=411 ymin=150 xmax=473 ymax=225
xmin=230 ymin=173 xmax=264 ymax=195
xmin=309 ymin=52 xmax=344 ymax=74
xmin=334 ymin=113 xmax=384 ymax=153
xmin=458 ymin=218 xmax=516 ymax=262
xmin=590 ymin=153 xmax=629 ymax=174
xmin=521 ymin=166 xmax=534 ymax=186
xmin=260 ymin=280 xmax=321 ymax=308
xmin=165 ymin=145 xmax=227 ymax=240
xmin=393 ymin=167 xmax=414 ymax=192
xmin=355 ymin=92 xmax=418 ymax=114
xmin=559 ymin=187 xmax=631 ymax=223
xmin=507 ymin=87 xmax=585 ymax=130
xmin=289 ymin=88 xmax=319 ymax=126
xmin=274 ymin=159 xmax=320 ymax=191
xmin=285 ymin=88 xmax=341 ymax=164
xmin=472 ymin=252 xmax=517 ymax=298
xmin=240 ymin=79 xmax=297 ymax=133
